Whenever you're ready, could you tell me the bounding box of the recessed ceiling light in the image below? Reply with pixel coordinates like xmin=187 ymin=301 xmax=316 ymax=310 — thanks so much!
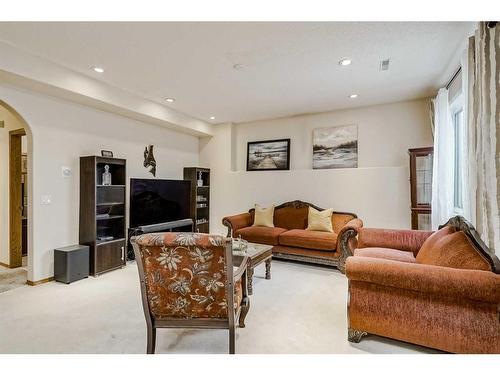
xmin=233 ymin=63 xmax=244 ymax=70
xmin=209 ymin=116 xmax=216 ymax=120
xmin=165 ymin=98 xmax=175 ymax=103
xmin=339 ymin=58 xmax=352 ymax=66
xmin=349 ymin=94 xmax=358 ymax=99
xmin=93 ymin=67 xmax=104 ymax=73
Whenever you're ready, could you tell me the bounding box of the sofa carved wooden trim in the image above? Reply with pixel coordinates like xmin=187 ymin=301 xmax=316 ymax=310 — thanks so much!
xmin=222 ymin=200 xmax=362 ymax=273
xmin=345 ymin=216 xmax=500 ymax=353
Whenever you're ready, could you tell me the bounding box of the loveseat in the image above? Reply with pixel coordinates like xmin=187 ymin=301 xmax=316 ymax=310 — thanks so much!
xmin=345 ymin=216 xmax=500 ymax=353
xmin=222 ymin=200 xmax=362 ymax=273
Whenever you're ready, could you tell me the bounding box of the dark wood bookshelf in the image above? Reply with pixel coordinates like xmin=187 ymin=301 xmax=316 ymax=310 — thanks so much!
xmin=80 ymin=156 xmax=127 ymax=276
xmin=184 ymin=167 xmax=210 ymax=233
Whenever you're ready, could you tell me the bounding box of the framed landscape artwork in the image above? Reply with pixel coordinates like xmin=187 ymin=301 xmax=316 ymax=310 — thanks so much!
xmin=247 ymin=139 xmax=291 ymax=171
xmin=313 ymin=125 xmax=358 ymax=169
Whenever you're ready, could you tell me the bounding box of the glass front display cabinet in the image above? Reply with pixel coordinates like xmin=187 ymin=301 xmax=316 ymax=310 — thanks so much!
xmin=408 ymin=147 xmax=433 ymax=230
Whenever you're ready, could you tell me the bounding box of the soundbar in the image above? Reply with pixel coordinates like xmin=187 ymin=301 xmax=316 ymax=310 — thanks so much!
xmin=137 ymin=218 xmax=194 ymax=233
xmin=127 ymin=218 xmax=195 ymax=260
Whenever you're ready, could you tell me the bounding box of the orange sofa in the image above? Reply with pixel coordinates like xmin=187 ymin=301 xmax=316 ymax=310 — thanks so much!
xmin=345 ymin=216 xmax=500 ymax=353
xmin=222 ymin=200 xmax=362 ymax=273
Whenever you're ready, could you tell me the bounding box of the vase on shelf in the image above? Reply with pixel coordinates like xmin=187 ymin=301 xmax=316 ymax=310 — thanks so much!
xmin=102 ymin=165 xmax=112 ymax=186
xmin=197 ymin=171 xmax=203 ymax=187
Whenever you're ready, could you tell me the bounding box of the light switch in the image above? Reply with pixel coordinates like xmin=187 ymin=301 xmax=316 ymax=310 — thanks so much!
xmin=41 ymin=195 xmax=52 ymax=205
xmin=61 ymin=166 xmax=72 ymax=178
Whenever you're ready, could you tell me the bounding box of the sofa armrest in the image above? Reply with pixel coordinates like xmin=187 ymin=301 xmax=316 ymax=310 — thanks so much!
xmin=337 ymin=218 xmax=363 ymax=245
xmin=346 ymin=256 xmax=500 ymax=304
xmin=222 ymin=213 xmax=253 ymax=237
xmin=335 ymin=218 xmax=363 ymax=274
xmin=357 ymin=228 xmax=433 ymax=255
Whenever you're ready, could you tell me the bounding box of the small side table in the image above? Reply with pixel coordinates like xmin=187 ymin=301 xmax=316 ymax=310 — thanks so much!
xmin=233 ymin=243 xmax=272 ymax=295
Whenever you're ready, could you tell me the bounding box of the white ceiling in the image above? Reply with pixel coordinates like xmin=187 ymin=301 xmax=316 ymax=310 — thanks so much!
xmin=0 ymin=22 xmax=473 ymax=124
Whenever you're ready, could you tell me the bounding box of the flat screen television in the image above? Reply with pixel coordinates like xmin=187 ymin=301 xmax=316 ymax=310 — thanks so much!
xmin=130 ymin=178 xmax=191 ymax=228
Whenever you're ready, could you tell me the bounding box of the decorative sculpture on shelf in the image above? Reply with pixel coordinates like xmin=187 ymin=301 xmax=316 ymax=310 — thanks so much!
xmin=102 ymin=164 xmax=112 ymax=186
xmin=143 ymin=145 xmax=156 ymax=177
xmin=197 ymin=171 xmax=203 ymax=187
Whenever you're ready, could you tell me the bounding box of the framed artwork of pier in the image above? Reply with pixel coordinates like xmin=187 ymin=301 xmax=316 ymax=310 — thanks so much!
xmin=246 ymin=139 xmax=291 ymax=171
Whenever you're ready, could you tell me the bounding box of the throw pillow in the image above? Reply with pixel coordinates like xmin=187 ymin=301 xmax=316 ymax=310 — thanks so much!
xmin=252 ymin=205 xmax=275 ymax=227
xmin=306 ymin=206 xmax=334 ymax=232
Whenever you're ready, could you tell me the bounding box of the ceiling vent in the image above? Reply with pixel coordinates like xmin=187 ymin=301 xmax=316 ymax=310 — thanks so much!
xmin=380 ymin=59 xmax=390 ymax=71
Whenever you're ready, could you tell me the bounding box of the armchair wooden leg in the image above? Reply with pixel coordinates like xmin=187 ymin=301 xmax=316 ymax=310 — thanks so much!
xmin=229 ymin=326 xmax=235 ymax=354
xmin=147 ymin=326 xmax=156 ymax=354
xmin=239 ymin=297 xmax=250 ymax=328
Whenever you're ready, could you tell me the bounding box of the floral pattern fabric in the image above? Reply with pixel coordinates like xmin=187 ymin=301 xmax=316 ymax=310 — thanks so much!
xmin=135 ymin=232 xmax=239 ymax=319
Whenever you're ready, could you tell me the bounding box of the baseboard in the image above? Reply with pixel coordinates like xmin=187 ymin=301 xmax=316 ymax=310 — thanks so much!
xmin=27 ymin=276 xmax=55 ymax=286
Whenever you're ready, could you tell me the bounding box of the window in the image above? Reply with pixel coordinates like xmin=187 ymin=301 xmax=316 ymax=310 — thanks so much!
xmin=452 ymin=108 xmax=464 ymax=212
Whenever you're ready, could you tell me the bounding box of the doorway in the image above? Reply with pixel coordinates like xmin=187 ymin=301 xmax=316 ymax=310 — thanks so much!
xmin=0 ymin=100 xmax=32 ymax=292
xmin=9 ymin=128 xmax=26 ymax=268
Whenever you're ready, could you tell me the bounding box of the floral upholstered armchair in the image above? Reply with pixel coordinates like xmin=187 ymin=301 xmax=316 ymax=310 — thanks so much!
xmin=131 ymin=232 xmax=250 ymax=354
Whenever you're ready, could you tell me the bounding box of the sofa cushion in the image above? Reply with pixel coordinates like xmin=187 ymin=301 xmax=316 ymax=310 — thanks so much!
xmin=234 ymin=226 xmax=287 ymax=246
xmin=306 ymin=206 xmax=334 ymax=232
xmin=279 ymin=229 xmax=337 ymax=251
xmin=253 ymin=204 xmax=275 ymax=227
xmin=418 ymin=225 xmax=455 ymax=256
xmin=274 ymin=206 xmax=308 ymax=230
xmin=416 ymin=230 xmax=492 ymax=271
xmin=354 ymin=247 xmax=417 ymax=263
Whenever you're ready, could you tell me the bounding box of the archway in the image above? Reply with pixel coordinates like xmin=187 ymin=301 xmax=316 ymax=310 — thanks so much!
xmin=0 ymin=99 xmax=34 ymax=286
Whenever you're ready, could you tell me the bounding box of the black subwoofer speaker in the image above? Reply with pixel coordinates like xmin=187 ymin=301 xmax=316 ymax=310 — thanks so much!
xmin=54 ymin=245 xmax=89 ymax=284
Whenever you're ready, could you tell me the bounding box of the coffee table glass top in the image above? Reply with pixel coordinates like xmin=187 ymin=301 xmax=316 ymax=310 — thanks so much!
xmin=232 ymin=241 xmax=272 ymax=257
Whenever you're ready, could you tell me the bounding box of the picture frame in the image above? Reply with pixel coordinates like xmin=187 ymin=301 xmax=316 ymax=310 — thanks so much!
xmin=101 ymin=150 xmax=114 ymax=157
xmin=246 ymin=139 xmax=291 ymax=171
xmin=313 ymin=124 xmax=358 ymax=169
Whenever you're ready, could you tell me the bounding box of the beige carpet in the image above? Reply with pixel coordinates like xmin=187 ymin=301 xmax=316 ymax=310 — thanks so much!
xmin=0 ymin=260 xmax=436 ymax=354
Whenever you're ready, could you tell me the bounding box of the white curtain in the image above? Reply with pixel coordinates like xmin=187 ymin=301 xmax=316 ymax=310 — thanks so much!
xmin=460 ymin=48 xmax=472 ymax=223
xmin=431 ymin=88 xmax=455 ymax=229
xmin=465 ymin=22 xmax=500 ymax=253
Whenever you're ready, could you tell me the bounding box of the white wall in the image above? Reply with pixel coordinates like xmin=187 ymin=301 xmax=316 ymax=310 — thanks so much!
xmin=200 ymin=99 xmax=433 ymax=235
xmin=0 ymin=84 xmax=199 ymax=282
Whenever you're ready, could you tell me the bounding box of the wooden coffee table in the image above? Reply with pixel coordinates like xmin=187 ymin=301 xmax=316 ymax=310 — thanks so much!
xmin=233 ymin=242 xmax=272 ymax=295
